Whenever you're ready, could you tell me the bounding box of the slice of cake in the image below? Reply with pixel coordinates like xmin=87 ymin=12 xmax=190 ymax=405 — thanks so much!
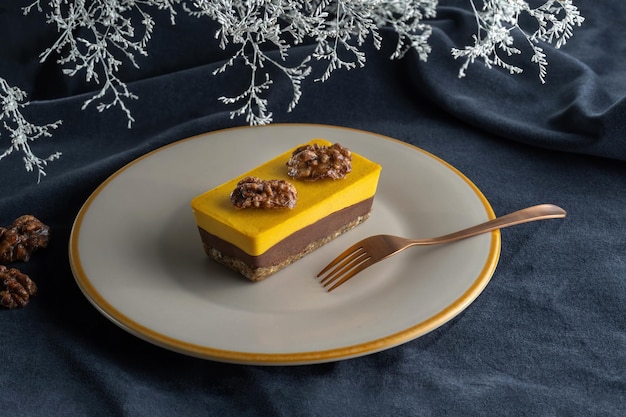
xmin=191 ymin=139 xmax=382 ymax=281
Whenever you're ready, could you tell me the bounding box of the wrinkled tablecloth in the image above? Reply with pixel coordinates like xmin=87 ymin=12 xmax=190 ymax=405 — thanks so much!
xmin=1 ymin=1 xmax=624 ymax=415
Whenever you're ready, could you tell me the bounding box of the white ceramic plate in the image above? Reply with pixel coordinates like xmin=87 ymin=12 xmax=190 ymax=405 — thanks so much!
xmin=69 ymin=124 xmax=500 ymax=365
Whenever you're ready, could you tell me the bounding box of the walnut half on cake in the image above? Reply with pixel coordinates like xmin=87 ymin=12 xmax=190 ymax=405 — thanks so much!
xmin=190 ymin=139 xmax=382 ymax=281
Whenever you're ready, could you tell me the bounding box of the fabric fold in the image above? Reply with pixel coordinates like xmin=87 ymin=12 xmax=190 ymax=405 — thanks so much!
xmin=407 ymin=6 xmax=626 ymax=160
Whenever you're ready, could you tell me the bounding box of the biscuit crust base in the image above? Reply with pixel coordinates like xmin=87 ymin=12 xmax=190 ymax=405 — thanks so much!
xmin=198 ymin=198 xmax=373 ymax=281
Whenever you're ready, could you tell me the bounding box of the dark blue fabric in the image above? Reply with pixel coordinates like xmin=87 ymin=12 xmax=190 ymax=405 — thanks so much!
xmin=1 ymin=1 xmax=624 ymax=416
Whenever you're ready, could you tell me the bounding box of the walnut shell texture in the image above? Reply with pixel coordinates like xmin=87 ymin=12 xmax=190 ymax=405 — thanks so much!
xmin=230 ymin=176 xmax=297 ymax=209
xmin=286 ymin=142 xmax=352 ymax=181
xmin=0 ymin=265 xmax=37 ymax=309
xmin=0 ymin=215 xmax=50 ymax=264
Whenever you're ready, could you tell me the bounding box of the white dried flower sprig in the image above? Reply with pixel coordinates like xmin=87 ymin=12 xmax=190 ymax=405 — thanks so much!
xmin=0 ymin=77 xmax=62 ymax=182
xmin=24 ymin=0 xmax=182 ymax=128
xmin=186 ymin=0 xmax=439 ymax=123
xmin=370 ymin=0 xmax=438 ymax=61
xmin=23 ymin=0 xmax=584 ymax=126
xmin=4 ymin=0 xmax=583 ymax=181
xmin=185 ymin=0 xmax=319 ymax=125
xmin=451 ymin=0 xmax=585 ymax=83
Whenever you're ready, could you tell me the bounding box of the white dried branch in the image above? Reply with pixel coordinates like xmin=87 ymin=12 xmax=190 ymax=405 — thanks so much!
xmin=0 ymin=78 xmax=62 ymax=182
xmin=20 ymin=0 xmax=584 ymax=130
xmin=24 ymin=0 xmax=181 ymax=128
xmin=5 ymin=1 xmax=585 ymax=181
xmin=451 ymin=0 xmax=584 ymax=83
xmin=187 ymin=0 xmax=441 ymax=121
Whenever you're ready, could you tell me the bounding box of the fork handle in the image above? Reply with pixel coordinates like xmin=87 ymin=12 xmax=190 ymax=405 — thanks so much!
xmin=417 ymin=204 xmax=567 ymax=245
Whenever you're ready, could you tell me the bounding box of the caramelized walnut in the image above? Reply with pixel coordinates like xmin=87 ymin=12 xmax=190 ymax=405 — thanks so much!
xmin=286 ymin=142 xmax=352 ymax=181
xmin=0 ymin=215 xmax=50 ymax=264
xmin=0 ymin=265 xmax=37 ymax=309
xmin=230 ymin=177 xmax=297 ymax=209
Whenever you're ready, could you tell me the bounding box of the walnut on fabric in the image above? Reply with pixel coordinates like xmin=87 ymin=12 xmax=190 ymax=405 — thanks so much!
xmin=0 ymin=265 xmax=37 ymax=309
xmin=0 ymin=215 xmax=50 ymax=264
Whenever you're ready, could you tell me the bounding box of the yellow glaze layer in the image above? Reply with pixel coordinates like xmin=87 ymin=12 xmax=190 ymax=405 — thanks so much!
xmin=191 ymin=139 xmax=382 ymax=256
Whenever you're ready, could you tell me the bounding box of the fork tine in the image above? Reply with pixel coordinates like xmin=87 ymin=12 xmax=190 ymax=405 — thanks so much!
xmin=317 ymin=240 xmax=368 ymax=277
xmin=319 ymin=248 xmax=368 ymax=285
xmin=325 ymin=258 xmax=376 ymax=292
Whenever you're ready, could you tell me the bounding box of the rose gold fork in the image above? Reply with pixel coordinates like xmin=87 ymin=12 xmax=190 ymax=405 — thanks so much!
xmin=317 ymin=204 xmax=566 ymax=291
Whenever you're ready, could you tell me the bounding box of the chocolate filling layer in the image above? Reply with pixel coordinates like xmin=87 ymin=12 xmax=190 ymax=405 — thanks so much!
xmin=198 ymin=198 xmax=373 ymax=269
